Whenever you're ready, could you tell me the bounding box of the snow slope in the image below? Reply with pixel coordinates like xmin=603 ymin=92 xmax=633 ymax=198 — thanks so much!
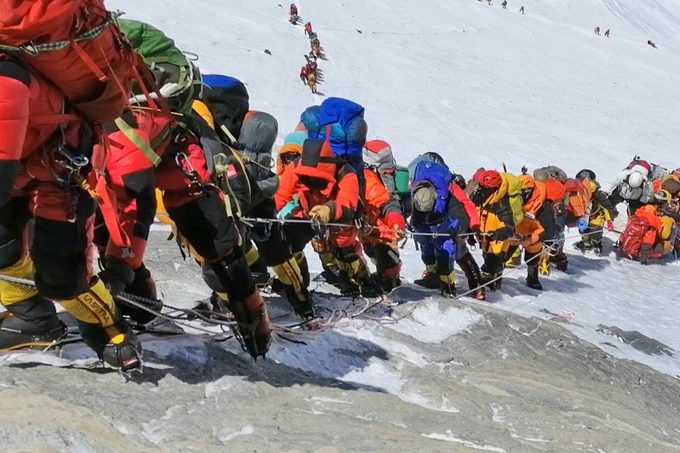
xmin=108 ymin=0 xmax=680 ymax=374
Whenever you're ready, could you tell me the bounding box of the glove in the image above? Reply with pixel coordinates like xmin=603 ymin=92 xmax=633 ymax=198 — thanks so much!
xmin=491 ymin=228 xmax=512 ymax=241
xmin=605 ymin=220 xmax=614 ymax=231
xmin=577 ymin=217 xmax=589 ymax=233
xmin=309 ymin=204 xmax=332 ymax=224
xmin=382 ymin=212 xmax=406 ymax=241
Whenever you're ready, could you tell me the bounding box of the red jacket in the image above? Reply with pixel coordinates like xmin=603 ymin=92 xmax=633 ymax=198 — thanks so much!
xmin=362 ymin=168 xmax=405 ymax=239
xmin=275 ymin=140 xmax=358 ymax=223
xmin=0 ymin=57 xmax=84 ymax=220
xmin=450 ymin=182 xmax=480 ymax=230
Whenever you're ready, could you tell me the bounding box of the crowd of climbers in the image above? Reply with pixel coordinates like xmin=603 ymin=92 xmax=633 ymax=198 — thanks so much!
xmin=0 ymin=1 xmax=677 ymax=371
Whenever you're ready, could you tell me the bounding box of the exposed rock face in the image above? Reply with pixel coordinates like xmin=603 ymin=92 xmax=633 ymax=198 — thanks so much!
xmin=0 ymin=294 xmax=678 ymax=452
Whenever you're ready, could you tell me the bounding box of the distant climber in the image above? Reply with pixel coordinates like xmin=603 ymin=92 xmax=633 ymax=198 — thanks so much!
xmin=306 ymin=59 xmax=318 ymax=76
xmin=304 ymin=22 xmax=313 ymax=37
xmin=648 ymin=40 xmax=657 ymax=48
xmin=604 ymin=29 xmax=610 ymax=38
xmin=289 ymin=3 xmax=298 ymax=24
xmin=519 ymin=6 xmax=525 ymax=14
xmin=311 ymin=36 xmax=321 ymax=56
xmin=299 ymin=65 xmax=308 ymax=84
xmin=594 ymin=26 xmax=600 ymax=35
xmin=502 ymin=1 xmax=508 ymax=9
xmin=306 ymin=71 xmax=318 ymax=94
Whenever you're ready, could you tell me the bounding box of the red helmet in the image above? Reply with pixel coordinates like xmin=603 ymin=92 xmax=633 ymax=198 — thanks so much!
xmin=474 ymin=169 xmax=503 ymax=189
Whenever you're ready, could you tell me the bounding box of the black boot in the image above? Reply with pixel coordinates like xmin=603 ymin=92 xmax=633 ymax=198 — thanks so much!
xmin=282 ymin=284 xmax=315 ymax=319
xmin=0 ymin=295 xmax=66 ymax=349
xmin=78 ymin=318 xmax=142 ymax=371
xmin=526 ymin=265 xmax=543 ymax=290
xmin=457 ymin=252 xmax=484 ymax=294
xmin=336 ymin=271 xmax=361 ymax=297
xmin=119 ymin=264 xmax=161 ymax=325
xmin=413 ymin=270 xmax=439 ymax=289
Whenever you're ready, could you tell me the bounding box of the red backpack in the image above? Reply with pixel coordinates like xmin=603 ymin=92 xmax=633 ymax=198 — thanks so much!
xmin=0 ymin=0 xmax=135 ymax=122
xmin=618 ymin=215 xmax=655 ymax=259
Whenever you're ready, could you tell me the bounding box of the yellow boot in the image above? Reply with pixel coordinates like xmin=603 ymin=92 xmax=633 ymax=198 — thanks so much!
xmin=538 ymin=251 xmax=551 ymax=276
xmin=505 ymin=247 xmax=522 ymax=268
xmin=336 ymin=256 xmax=380 ymax=297
xmin=272 ymin=257 xmax=314 ymax=317
xmin=0 ymin=255 xmax=65 ymax=349
xmin=439 ymin=271 xmax=457 ymax=296
xmin=414 ymin=264 xmax=438 ymax=289
xmin=59 ymin=278 xmax=141 ymax=371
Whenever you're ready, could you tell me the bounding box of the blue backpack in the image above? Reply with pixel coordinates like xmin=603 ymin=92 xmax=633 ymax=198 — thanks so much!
xmin=300 ymin=97 xmax=367 ymax=165
xmin=412 ymin=160 xmax=452 ymax=214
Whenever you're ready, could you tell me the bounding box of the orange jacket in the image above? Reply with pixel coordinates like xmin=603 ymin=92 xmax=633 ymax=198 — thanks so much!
xmin=275 ymin=140 xmax=359 ymax=222
xmin=634 ymin=205 xmax=674 ymax=241
xmin=362 ymin=168 xmax=405 ymax=239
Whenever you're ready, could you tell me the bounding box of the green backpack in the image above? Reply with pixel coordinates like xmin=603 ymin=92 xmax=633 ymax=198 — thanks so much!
xmin=118 ymin=19 xmax=202 ymax=115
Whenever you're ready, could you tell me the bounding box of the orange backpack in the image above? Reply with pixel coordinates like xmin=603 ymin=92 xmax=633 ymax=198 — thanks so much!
xmin=0 ymin=0 xmax=135 ymax=122
xmin=618 ymin=215 xmax=657 ymax=260
xmin=563 ymin=178 xmax=591 ymax=217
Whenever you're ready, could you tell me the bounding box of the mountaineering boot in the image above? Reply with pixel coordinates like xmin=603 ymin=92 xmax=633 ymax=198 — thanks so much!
xmin=457 ymin=252 xmax=485 ymax=300
xmin=551 ymin=249 xmax=569 ymax=272
xmin=221 ymin=289 xmax=272 ymax=358
xmin=373 ymin=272 xmax=401 ymax=294
xmin=78 ymin=318 xmax=142 ymax=372
xmin=505 ymin=247 xmax=521 ymax=268
xmin=99 ymin=258 xmax=161 ymax=325
xmin=592 ymin=240 xmax=603 ymax=256
xmin=336 ymin=256 xmax=380 ymax=298
xmin=439 ymin=271 xmax=456 ymax=297
xmin=481 ymin=272 xmax=503 ymax=292
xmin=272 ymin=257 xmax=315 ymax=318
xmin=414 ymin=264 xmax=440 ymax=289
xmin=60 ymin=277 xmax=142 ymax=371
xmin=336 ymin=271 xmax=361 ymax=297
xmin=360 ymin=278 xmax=383 ymax=298
xmin=574 ymin=240 xmax=593 ymax=253
xmin=120 ymin=264 xmax=161 ymax=324
xmin=0 ymin=294 xmax=66 ymax=349
xmin=526 ymin=266 xmax=543 ymax=290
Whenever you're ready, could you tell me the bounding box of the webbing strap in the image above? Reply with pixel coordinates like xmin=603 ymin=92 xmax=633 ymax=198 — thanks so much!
xmin=0 ymin=13 xmax=123 ymax=55
xmin=114 ymin=118 xmax=161 ymax=167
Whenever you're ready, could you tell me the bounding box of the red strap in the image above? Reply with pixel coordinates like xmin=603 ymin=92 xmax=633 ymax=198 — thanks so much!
xmin=71 ymin=39 xmax=108 ymax=82
xmin=94 ymin=175 xmax=132 ymax=249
